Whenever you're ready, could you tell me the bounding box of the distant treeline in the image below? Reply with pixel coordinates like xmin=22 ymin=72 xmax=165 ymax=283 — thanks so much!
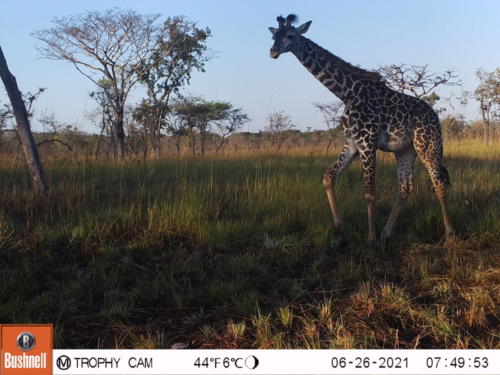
xmin=0 ymin=118 xmax=497 ymax=162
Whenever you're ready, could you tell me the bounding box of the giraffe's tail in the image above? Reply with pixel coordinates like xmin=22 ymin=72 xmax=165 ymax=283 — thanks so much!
xmin=440 ymin=165 xmax=451 ymax=187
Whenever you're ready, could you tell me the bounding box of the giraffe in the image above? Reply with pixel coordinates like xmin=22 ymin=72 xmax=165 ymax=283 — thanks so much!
xmin=268 ymin=14 xmax=455 ymax=247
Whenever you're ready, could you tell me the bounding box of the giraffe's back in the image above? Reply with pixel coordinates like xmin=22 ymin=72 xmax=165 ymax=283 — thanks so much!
xmin=375 ymin=86 xmax=441 ymax=153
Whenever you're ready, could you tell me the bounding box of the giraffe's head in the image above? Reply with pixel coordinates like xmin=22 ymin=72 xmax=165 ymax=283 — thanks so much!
xmin=269 ymin=14 xmax=311 ymax=59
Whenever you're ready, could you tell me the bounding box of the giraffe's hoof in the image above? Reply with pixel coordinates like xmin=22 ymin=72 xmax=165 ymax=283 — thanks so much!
xmin=378 ymin=233 xmax=388 ymax=250
xmin=332 ymin=224 xmax=349 ymax=246
xmin=332 ymin=223 xmax=345 ymax=234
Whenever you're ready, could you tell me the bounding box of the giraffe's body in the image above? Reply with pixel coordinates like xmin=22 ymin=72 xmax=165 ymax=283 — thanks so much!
xmin=269 ymin=15 xmax=455 ymax=246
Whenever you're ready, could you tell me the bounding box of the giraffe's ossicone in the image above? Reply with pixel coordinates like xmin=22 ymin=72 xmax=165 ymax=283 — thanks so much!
xmin=269 ymin=14 xmax=455 ymax=247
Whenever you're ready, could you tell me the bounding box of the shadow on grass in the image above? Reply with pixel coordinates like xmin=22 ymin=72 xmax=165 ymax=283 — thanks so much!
xmin=0 ymin=153 xmax=498 ymax=348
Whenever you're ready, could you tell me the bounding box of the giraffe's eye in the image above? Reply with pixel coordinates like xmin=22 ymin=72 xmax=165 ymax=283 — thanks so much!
xmin=285 ymin=35 xmax=293 ymax=39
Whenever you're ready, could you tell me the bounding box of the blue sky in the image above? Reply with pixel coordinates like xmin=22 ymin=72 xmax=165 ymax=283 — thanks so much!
xmin=1 ymin=0 xmax=499 ymax=133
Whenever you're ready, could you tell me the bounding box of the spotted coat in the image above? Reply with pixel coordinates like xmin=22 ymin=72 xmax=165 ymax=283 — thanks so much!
xmin=269 ymin=16 xmax=455 ymax=243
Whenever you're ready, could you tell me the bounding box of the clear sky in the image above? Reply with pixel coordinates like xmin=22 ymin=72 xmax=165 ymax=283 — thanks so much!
xmin=1 ymin=0 xmax=499 ymax=133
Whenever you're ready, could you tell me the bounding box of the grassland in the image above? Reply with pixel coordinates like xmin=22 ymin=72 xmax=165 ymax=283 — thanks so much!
xmin=0 ymin=139 xmax=498 ymax=348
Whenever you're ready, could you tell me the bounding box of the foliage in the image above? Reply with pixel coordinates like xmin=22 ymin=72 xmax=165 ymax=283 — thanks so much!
xmin=464 ymin=68 xmax=500 ymax=145
xmin=135 ymin=16 xmax=212 ymax=157
xmin=33 ymin=9 xmax=162 ymax=158
xmin=213 ymin=106 xmax=249 ymax=152
xmin=172 ymin=96 xmax=248 ymax=155
xmin=137 ymin=16 xmax=211 ymax=97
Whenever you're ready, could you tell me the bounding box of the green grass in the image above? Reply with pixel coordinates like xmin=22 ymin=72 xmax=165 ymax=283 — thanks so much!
xmin=0 ymin=140 xmax=498 ymax=348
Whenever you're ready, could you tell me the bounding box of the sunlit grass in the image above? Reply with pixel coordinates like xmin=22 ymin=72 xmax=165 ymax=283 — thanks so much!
xmin=0 ymin=138 xmax=498 ymax=348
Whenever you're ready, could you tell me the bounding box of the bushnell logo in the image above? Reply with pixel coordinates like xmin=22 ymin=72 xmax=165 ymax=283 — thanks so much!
xmin=16 ymin=332 xmax=36 ymax=352
xmin=1 ymin=324 xmax=53 ymax=375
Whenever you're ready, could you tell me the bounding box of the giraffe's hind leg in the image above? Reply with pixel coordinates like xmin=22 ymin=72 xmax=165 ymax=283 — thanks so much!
xmin=414 ymin=126 xmax=455 ymax=240
xmin=323 ymin=138 xmax=359 ymax=243
xmin=379 ymin=146 xmax=417 ymax=248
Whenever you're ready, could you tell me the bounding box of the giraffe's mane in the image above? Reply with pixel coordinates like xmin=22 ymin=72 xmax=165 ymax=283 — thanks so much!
xmin=305 ymin=38 xmax=384 ymax=82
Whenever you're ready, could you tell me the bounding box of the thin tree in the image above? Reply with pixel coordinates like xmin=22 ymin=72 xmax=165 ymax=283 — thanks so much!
xmin=214 ymin=106 xmax=249 ymax=153
xmin=0 ymin=88 xmax=45 ymax=130
xmin=171 ymin=97 xmax=245 ymax=155
xmin=165 ymin=112 xmax=187 ymax=155
xmin=264 ymin=111 xmax=296 ymax=150
xmin=33 ymin=9 xmax=161 ymax=159
xmin=469 ymin=68 xmax=500 ymax=145
xmin=89 ymin=81 xmax=117 ymax=159
xmin=314 ymin=102 xmax=343 ymax=152
xmin=136 ymin=16 xmax=212 ymax=158
xmin=0 ymin=46 xmax=47 ymax=195
xmin=37 ymin=112 xmax=77 ymax=163
xmin=171 ymin=96 xmax=201 ymax=156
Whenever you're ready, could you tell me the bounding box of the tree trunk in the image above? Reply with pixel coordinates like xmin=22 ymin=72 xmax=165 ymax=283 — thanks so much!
xmin=155 ymin=116 xmax=161 ymax=159
xmin=189 ymin=126 xmax=196 ymax=156
xmin=175 ymin=137 xmax=181 ymax=155
xmin=0 ymin=46 xmax=47 ymax=195
xmin=148 ymin=122 xmax=155 ymax=157
xmin=94 ymin=111 xmax=107 ymax=159
xmin=109 ymin=124 xmax=116 ymax=160
xmin=114 ymin=108 xmax=126 ymax=159
xmin=481 ymin=106 xmax=490 ymax=146
xmin=484 ymin=120 xmax=490 ymax=146
xmin=153 ymin=105 xmax=167 ymax=159
xmin=200 ymin=129 xmax=206 ymax=156
xmin=216 ymin=137 xmax=226 ymax=154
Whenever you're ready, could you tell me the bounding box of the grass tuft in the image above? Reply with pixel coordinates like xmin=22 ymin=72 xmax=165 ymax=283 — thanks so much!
xmin=0 ymin=139 xmax=498 ymax=348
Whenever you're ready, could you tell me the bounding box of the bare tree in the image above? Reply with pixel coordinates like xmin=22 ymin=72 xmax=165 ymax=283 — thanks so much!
xmin=440 ymin=114 xmax=466 ymax=143
xmin=314 ymin=102 xmax=344 ymax=152
xmin=264 ymin=111 xmax=296 ymax=150
xmin=90 ymin=82 xmax=119 ymax=159
xmin=0 ymin=46 xmax=47 ymax=195
xmin=377 ymin=64 xmax=461 ymax=107
xmin=37 ymin=112 xmax=76 ymax=162
xmin=1 ymin=88 xmax=45 ymax=128
xmin=124 ymin=105 xmax=149 ymax=159
xmin=0 ymin=100 xmax=11 ymax=128
xmin=131 ymin=101 xmax=155 ymax=157
xmin=33 ymin=9 xmax=161 ymax=159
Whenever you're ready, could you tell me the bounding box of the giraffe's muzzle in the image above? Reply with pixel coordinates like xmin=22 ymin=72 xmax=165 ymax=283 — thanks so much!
xmin=270 ymin=49 xmax=280 ymax=59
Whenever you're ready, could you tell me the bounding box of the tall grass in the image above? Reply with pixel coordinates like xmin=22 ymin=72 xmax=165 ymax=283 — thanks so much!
xmin=0 ymin=139 xmax=498 ymax=348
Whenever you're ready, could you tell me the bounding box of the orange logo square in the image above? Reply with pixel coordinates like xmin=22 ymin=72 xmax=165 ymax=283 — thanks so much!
xmin=0 ymin=324 xmax=53 ymax=375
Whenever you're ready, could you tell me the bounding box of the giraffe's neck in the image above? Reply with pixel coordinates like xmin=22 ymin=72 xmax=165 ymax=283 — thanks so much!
xmin=292 ymin=37 xmax=380 ymax=104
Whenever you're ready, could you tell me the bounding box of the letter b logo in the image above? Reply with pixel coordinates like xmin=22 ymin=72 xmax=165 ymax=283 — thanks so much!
xmin=16 ymin=332 xmax=36 ymax=352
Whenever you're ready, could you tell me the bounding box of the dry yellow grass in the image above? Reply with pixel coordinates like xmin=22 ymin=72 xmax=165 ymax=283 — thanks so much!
xmin=0 ymin=138 xmax=498 ymax=348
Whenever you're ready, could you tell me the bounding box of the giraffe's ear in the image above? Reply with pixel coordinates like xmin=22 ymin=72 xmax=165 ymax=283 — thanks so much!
xmin=296 ymin=21 xmax=311 ymax=34
xmin=268 ymin=27 xmax=278 ymax=36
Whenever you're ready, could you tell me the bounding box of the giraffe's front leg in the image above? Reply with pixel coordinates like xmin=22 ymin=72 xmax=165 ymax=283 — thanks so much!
xmin=323 ymin=139 xmax=358 ymax=244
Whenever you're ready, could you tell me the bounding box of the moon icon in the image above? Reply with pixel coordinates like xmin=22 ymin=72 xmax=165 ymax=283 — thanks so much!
xmin=245 ymin=355 xmax=259 ymax=370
